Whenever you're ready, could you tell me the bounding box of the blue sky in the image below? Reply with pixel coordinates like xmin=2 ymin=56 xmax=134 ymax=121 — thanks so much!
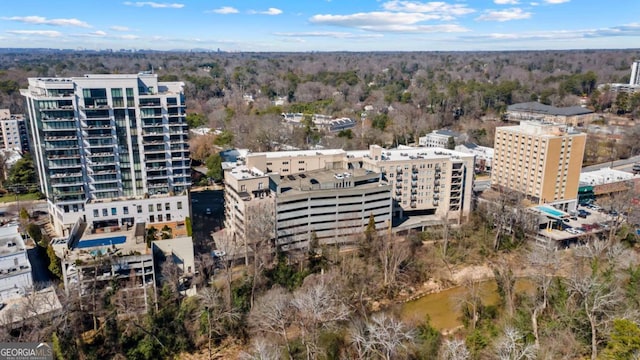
xmin=0 ymin=0 xmax=638 ymax=51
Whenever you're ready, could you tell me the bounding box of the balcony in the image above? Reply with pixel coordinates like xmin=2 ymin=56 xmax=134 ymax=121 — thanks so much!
xmin=410 ymin=195 xmax=417 ymax=201
xmin=46 ymin=153 xmax=80 ymax=160
xmin=42 ymin=125 xmax=76 ymax=131
xmin=143 ymin=130 xmax=165 ymax=136
xmin=396 ymin=175 xmax=403 ymax=182
xmin=145 ymin=157 xmax=167 ymax=163
xmin=44 ymin=135 xmax=78 ymax=141
xmin=145 ymin=147 xmax=167 ymax=154
xmin=412 ymin=166 xmax=418 ymax=173
xmin=395 ymin=182 xmax=403 ymax=188
xmin=411 ymin=188 xmax=417 ymax=194
xmin=395 ymin=189 xmax=402 ymax=196
xmin=50 ymin=172 xmax=82 ymax=179
xmin=142 ymin=122 xmax=164 ymax=128
xmin=411 ymin=181 xmax=417 ymax=187
xmin=411 ymin=174 xmax=418 ymax=181
xmin=410 ymin=202 xmax=417 ymax=208
xmin=147 ymin=173 xmax=169 ymax=180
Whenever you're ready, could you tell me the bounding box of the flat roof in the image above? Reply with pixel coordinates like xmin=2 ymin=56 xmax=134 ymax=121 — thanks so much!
xmin=508 ymin=102 xmax=593 ymax=116
xmin=359 ymin=147 xmax=474 ymax=162
xmin=251 ymin=149 xmax=346 ymax=158
xmin=278 ymin=168 xmax=383 ymax=196
xmin=0 ymin=226 xmax=26 ymax=256
xmin=580 ymin=167 xmax=637 ymax=186
xmin=227 ymin=165 xmax=266 ymax=180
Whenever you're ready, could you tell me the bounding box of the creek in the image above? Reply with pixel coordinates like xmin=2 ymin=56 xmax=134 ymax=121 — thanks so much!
xmin=400 ymin=278 xmax=536 ymax=331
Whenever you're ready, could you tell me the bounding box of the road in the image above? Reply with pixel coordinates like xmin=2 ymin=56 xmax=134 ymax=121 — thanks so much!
xmin=190 ymin=189 xmax=225 ymax=253
xmin=581 ymin=155 xmax=640 ymax=173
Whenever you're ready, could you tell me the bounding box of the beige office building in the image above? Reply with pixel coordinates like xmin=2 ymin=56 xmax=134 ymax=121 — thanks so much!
xmin=491 ymin=121 xmax=586 ymax=210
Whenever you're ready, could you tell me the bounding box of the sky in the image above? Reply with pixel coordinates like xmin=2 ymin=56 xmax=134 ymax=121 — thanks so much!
xmin=0 ymin=0 xmax=638 ymax=52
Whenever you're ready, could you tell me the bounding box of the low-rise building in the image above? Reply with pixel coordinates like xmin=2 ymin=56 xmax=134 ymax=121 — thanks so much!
xmin=0 ymin=225 xmax=32 ymax=301
xmin=578 ymin=168 xmax=640 ymax=204
xmin=455 ymin=143 xmax=494 ymax=173
xmin=418 ymin=129 xmax=464 ymax=148
xmin=505 ymin=102 xmax=596 ymax=126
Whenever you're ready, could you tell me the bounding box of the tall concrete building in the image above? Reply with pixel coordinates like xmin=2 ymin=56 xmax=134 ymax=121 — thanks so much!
xmin=0 ymin=109 xmax=29 ymax=153
xmin=222 ymin=145 xmax=474 ymax=251
xmin=20 ymin=73 xmax=191 ymax=235
xmin=491 ymin=121 xmax=586 ymax=211
xmin=631 ymin=60 xmax=640 ymax=86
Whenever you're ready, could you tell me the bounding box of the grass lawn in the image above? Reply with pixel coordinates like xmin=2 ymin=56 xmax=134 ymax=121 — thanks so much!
xmin=0 ymin=192 xmax=42 ymax=203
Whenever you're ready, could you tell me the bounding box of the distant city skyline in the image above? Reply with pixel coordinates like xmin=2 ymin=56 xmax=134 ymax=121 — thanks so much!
xmin=0 ymin=0 xmax=639 ymax=52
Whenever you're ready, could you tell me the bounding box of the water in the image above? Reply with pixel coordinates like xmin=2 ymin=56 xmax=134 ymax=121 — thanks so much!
xmin=401 ymin=278 xmax=535 ymax=331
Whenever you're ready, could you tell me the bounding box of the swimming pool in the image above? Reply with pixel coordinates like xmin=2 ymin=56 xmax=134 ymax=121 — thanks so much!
xmin=537 ymin=206 xmax=566 ymax=218
xmin=76 ymin=236 xmax=126 ymax=249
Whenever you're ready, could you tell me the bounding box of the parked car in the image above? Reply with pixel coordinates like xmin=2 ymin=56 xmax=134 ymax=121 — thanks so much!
xmin=566 ymin=228 xmax=579 ymax=235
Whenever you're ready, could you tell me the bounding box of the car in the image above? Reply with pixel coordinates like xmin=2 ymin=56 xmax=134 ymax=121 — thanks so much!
xmin=570 ymin=216 xmax=578 ymax=221
xmin=578 ymin=213 xmax=588 ymax=218
xmin=563 ymin=218 xmax=570 ymax=223
xmin=565 ymin=228 xmax=579 ymax=235
xmin=205 ymin=208 xmax=212 ymax=215
xmin=212 ymin=250 xmax=226 ymax=257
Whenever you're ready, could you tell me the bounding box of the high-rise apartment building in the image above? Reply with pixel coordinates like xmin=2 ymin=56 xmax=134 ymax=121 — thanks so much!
xmin=630 ymin=60 xmax=640 ymax=86
xmin=0 ymin=109 xmax=30 ymax=153
xmin=20 ymin=74 xmax=191 ymax=235
xmin=491 ymin=121 xmax=586 ymax=210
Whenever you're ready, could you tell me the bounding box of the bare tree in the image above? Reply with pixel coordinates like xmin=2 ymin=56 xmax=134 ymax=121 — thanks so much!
xmin=491 ymin=259 xmax=516 ymax=318
xmin=440 ymin=339 xmax=471 ymax=360
xmin=567 ymin=270 xmax=622 ymax=360
xmin=526 ymin=244 xmax=560 ymax=347
xmin=376 ymin=233 xmax=411 ymax=289
xmin=456 ymin=278 xmax=484 ymax=330
xmin=494 ymin=327 xmax=537 ymax=360
xmin=248 ymin=286 xmax=294 ymax=357
xmin=291 ymin=274 xmax=350 ymax=360
xmin=349 ymin=313 xmax=414 ymax=360
xmin=198 ymin=286 xmax=241 ymax=360
xmin=239 ymin=338 xmax=282 ymax=360
xmin=244 ymin=201 xmax=276 ymax=309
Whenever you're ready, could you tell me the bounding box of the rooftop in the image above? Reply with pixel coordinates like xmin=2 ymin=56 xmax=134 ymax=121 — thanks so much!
xmin=580 ymin=167 xmax=638 ymax=186
xmin=227 ymin=165 xmax=266 ymax=180
xmin=354 ymin=147 xmax=474 ymax=162
xmin=277 ymin=167 xmax=383 ymax=196
xmin=498 ymin=121 xmax=583 ymax=136
xmin=253 ymin=149 xmax=346 ymax=159
xmin=507 ymin=102 xmax=593 ymax=116
xmin=0 ymin=225 xmax=26 ymax=257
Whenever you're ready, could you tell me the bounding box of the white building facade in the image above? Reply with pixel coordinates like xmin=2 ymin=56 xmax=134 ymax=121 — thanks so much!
xmin=0 ymin=225 xmax=32 ymax=301
xmin=20 ymin=74 xmax=191 ymax=235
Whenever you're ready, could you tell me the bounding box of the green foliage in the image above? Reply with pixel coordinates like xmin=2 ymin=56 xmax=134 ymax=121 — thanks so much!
xmin=446 ymin=136 xmax=456 ymax=150
xmin=185 ymin=113 xmax=206 ymax=128
xmin=625 ymin=265 xmax=640 ymax=308
xmin=146 ymin=227 xmax=158 ymax=247
xmin=157 ymin=74 xmax=179 ymax=82
xmin=318 ymin=329 xmax=347 ymax=360
xmin=371 ymin=113 xmax=389 ymax=131
xmin=337 ymin=129 xmax=353 ymax=139
xmin=306 ymin=70 xmax=359 ymax=87
xmin=26 ymin=223 xmax=42 ymax=244
xmin=265 ymin=252 xmax=309 ymax=291
xmin=161 ymin=225 xmax=172 ymax=240
xmin=6 ymin=155 xmax=37 ymax=188
xmin=19 ymin=207 xmax=29 ymax=220
xmin=213 ymin=130 xmax=234 ymax=147
xmin=411 ymin=317 xmax=442 ymax=358
xmin=205 ymin=153 xmax=223 ymax=182
xmin=0 ymin=79 xmax=19 ymax=95
xmin=232 ymin=278 xmax=253 ymax=313
xmin=288 ymin=99 xmax=334 ymax=114
xmin=466 ymin=329 xmax=489 ymax=356
xmin=602 ymin=319 xmax=640 ymax=360
xmin=47 ymin=244 xmax=62 ymax=279
xmin=185 ymin=217 xmax=192 ymax=236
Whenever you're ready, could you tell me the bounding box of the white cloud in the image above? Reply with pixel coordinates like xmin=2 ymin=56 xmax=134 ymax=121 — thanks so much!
xmin=110 ymin=25 xmax=130 ymax=31
xmin=3 ymin=16 xmax=90 ymax=28
xmin=381 ymin=1 xmax=475 ymax=18
xmin=544 ymin=0 xmax=569 ymax=3
xmin=119 ymin=34 xmax=140 ymax=40
xmin=310 ymin=12 xmax=469 ymax=33
xmin=476 ymin=8 xmax=531 ymax=21
xmin=494 ymin=0 xmax=519 ymax=4
xmin=208 ymin=6 xmax=239 ymax=14
xmin=7 ymin=30 xmax=62 ymax=37
xmin=250 ymin=8 xmax=283 ymax=15
xmin=530 ymin=2 xmax=540 ymax=5
xmin=274 ymin=31 xmax=384 ymax=39
xmin=462 ymin=23 xmax=640 ymax=42
xmin=123 ymin=2 xmax=184 ymax=8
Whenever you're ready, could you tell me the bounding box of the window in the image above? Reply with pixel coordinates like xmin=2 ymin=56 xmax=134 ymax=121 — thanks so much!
xmin=123 ymin=206 xmax=129 ymax=215
xmin=240 ymin=185 xmax=246 ymax=192
xmin=166 ymin=214 xmax=171 ymax=221
xmin=137 ymin=205 xmax=142 ymax=213
xmin=149 ymin=204 xmax=154 ymax=212
xmin=102 ymin=209 xmax=108 ymax=216
xmin=165 ymin=203 xmax=170 ymax=211
xmin=258 ymin=183 xmax=263 ymax=190
xmin=177 ymin=202 xmax=183 ymax=210
xmin=156 ymin=203 xmax=162 ymax=211
xmin=149 ymin=215 xmax=155 ymax=223
xmin=158 ymin=214 xmax=163 ymax=222
xmin=111 ymin=208 xmax=117 ymax=215
xmin=93 ymin=209 xmax=99 ymax=217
